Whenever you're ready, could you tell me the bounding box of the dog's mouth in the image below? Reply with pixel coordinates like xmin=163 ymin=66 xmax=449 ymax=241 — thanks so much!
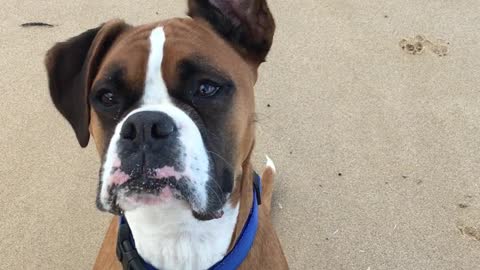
xmin=102 ymin=176 xmax=189 ymax=213
xmin=120 ymin=176 xmax=185 ymax=198
xmin=98 ymin=175 xmax=224 ymax=220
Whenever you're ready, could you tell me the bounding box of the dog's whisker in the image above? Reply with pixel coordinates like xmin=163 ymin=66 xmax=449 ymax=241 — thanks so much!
xmin=206 ymin=150 xmax=235 ymax=170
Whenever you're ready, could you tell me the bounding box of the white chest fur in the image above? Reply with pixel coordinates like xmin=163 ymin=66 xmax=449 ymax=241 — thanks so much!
xmin=125 ymin=200 xmax=239 ymax=270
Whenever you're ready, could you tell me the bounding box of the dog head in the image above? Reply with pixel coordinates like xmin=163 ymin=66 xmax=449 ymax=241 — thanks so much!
xmin=45 ymin=0 xmax=275 ymax=220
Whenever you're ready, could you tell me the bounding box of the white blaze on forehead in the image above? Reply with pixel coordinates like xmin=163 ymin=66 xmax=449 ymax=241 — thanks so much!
xmin=143 ymin=27 xmax=169 ymax=104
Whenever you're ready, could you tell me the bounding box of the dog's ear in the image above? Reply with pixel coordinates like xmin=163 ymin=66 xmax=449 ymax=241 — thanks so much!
xmin=188 ymin=0 xmax=275 ymax=66
xmin=45 ymin=20 xmax=129 ymax=147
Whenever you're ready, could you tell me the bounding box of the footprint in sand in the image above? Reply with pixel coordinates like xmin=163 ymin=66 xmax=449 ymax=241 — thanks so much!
xmin=457 ymin=222 xmax=480 ymax=241
xmin=399 ymin=35 xmax=449 ymax=57
xmin=456 ymin=194 xmax=480 ymax=242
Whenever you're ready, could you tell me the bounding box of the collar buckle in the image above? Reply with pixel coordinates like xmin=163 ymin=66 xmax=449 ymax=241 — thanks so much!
xmin=116 ymin=221 xmax=146 ymax=270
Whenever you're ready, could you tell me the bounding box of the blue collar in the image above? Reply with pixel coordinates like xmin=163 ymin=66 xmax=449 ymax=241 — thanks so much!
xmin=116 ymin=172 xmax=262 ymax=270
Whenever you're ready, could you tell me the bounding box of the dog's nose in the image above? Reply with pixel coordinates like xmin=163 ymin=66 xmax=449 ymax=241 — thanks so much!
xmin=120 ymin=111 xmax=176 ymax=143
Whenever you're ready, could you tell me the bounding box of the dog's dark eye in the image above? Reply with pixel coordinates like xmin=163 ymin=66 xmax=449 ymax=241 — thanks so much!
xmin=197 ymin=81 xmax=221 ymax=97
xmin=97 ymin=90 xmax=118 ymax=107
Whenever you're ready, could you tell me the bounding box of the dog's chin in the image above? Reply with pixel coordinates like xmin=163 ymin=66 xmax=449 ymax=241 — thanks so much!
xmin=97 ymin=188 xmax=225 ymax=221
xmin=117 ymin=186 xmax=177 ymax=211
xmin=192 ymin=209 xmax=225 ymax=221
xmin=97 ymin=191 xmax=225 ymax=221
xmin=97 ymin=184 xmax=181 ymax=214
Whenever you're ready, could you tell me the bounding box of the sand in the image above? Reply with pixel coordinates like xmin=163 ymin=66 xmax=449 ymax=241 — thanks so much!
xmin=1 ymin=0 xmax=479 ymax=269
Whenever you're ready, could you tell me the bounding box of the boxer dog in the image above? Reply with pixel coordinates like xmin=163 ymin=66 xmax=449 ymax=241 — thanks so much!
xmin=45 ymin=0 xmax=287 ymax=269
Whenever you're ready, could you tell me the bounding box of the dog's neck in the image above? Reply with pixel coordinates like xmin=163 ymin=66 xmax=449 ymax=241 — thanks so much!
xmin=125 ymin=164 xmax=254 ymax=270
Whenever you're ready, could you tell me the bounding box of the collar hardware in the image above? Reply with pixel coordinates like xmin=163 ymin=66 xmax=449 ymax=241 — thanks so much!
xmin=116 ymin=219 xmax=145 ymax=270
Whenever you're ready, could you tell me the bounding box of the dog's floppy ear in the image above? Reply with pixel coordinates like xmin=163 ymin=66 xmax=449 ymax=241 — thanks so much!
xmin=45 ymin=20 xmax=129 ymax=147
xmin=188 ymin=0 xmax=275 ymax=65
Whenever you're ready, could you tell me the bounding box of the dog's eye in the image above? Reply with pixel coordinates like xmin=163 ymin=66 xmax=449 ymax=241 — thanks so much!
xmin=197 ymin=81 xmax=221 ymax=97
xmin=97 ymin=89 xmax=118 ymax=107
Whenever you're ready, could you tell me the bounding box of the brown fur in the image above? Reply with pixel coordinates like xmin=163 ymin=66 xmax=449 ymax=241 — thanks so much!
xmin=233 ymin=163 xmax=288 ymax=269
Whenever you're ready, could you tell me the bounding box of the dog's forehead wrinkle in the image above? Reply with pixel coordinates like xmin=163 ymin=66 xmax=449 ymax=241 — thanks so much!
xmin=177 ymin=56 xmax=235 ymax=88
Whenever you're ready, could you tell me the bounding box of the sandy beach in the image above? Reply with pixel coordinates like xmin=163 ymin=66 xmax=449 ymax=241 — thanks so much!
xmin=1 ymin=0 xmax=479 ymax=269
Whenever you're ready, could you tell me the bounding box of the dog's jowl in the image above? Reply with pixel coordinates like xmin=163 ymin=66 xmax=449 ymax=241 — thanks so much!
xmin=45 ymin=0 xmax=288 ymax=269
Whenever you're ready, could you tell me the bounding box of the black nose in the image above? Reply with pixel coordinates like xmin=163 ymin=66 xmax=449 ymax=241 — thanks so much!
xmin=120 ymin=111 xmax=176 ymax=143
